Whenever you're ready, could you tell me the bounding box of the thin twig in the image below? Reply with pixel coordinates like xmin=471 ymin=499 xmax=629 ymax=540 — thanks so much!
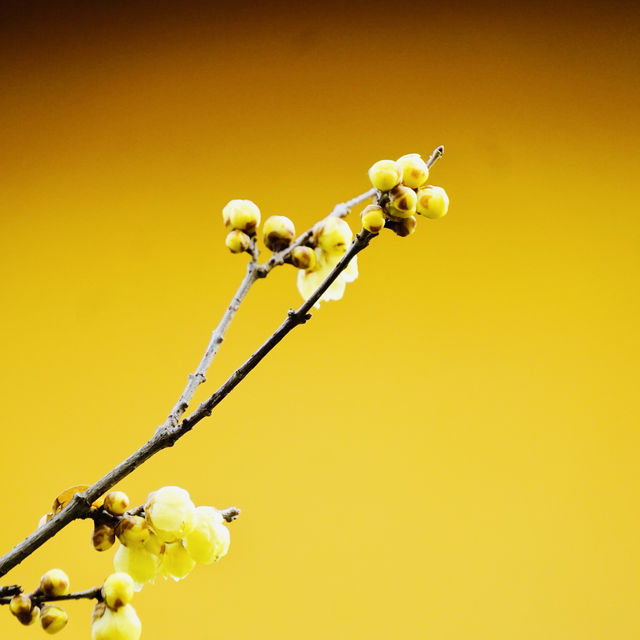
xmin=173 ymin=229 xmax=374 ymax=439
xmin=160 ymin=236 xmax=260 ymax=432
xmin=257 ymin=188 xmax=376 ymax=276
xmin=0 ymin=587 xmax=102 ymax=607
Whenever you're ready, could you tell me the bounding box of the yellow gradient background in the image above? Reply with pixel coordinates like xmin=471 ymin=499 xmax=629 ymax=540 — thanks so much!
xmin=1 ymin=2 xmax=639 ymax=638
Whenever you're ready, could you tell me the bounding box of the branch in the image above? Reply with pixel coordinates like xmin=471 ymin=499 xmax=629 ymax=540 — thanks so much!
xmin=0 ymin=199 xmax=375 ymax=579
xmin=0 ymin=587 xmax=102 ymax=607
xmin=160 ymin=235 xmax=261 ymax=432
xmin=173 ymin=229 xmax=375 ymax=439
xmin=0 ymin=146 xmax=443 ymax=580
xmin=257 ymin=188 xmax=376 ymax=276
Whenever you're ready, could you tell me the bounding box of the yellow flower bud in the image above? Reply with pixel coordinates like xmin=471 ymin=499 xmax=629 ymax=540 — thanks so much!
xmin=9 ymin=594 xmax=34 ymax=625
xmin=315 ymin=217 xmax=353 ymax=256
xmin=40 ymin=606 xmax=68 ymax=635
xmin=116 ymin=516 xmax=150 ymax=548
xmin=39 ymin=568 xmax=70 ymax=597
xmin=160 ymin=541 xmax=196 ymax=580
xmin=388 ymin=215 xmax=417 ymax=237
xmin=368 ymin=160 xmax=401 ymax=191
xmin=396 ymin=153 xmax=429 ymax=189
xmin=184 ymin=506 xmax=230 ymax=565
xmin=92 ymin=523 xmax=116 ymax=552
xmin=225 ymin=229 xmax=250 ymax=254
xmin=113 ymin=545 xmax=160 ymax=591
xmin=92 ymin=603 xmax=141 ymax=640
xmin=222 ymin=199 xmax=261 ymax=232
xmin=416 ymin=185 xmax=449 ymax=219
xmin=102 ymin=572 xmax=135 ymax=610
xmin=145 ymin=486 xmax=196 ymax=542
xmin=387 ymin=185 xmax=417 ymax=219
xmin=103 ymin=491 xmax=130 ymax=516
xmin=263 ymin=215 xmax=296 ymax=252
xmin=290 ymin=246 xmax=317 ymax=270
xmin=360 ymin=204 xmax=385 ymax=234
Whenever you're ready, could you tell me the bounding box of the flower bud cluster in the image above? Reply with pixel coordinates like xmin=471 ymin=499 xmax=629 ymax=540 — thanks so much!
xmin=7 ymin=569 xmax=71 ymax=634
xmin=221 ymin=198 xmax=300 ymax=257
xmin=91 ymin=573 xmax=141 ymax=640
xmin=108 ymin=486 xmax=231 ymax=591
xmin=366 ymin=153 xmax=449 ymax=237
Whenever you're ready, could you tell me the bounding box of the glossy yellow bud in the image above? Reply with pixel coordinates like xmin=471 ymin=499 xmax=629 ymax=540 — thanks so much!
xmin=184 ymin=506 xmax=231 ymax=564
xmin=145 ymin=486 xmax=196 ymax=542
xmin=222 ymin=199 xmax=261 ymax=232
xmin=360 ymin=204 xmax=385 ymax=234
xmin=389 ymin=215 xmax=417 ymax=237
xmin=387 ymin=185 xmax=417 ymax=219
xmin=102 ymin=572 xmax=135 ymax=610
xmin=103 ymin=491 xmax=130 ymax=516
xmin=93 ymin=523 xmax=116 ymax=551
xmin=225 ymin=229 xmax=251 ymax=254
xmin=160 ymin=541 xmax=196 ymax=580
xmin=40 ymin=606 xmax=68 ymax=634
xmin=9 ymin=594 xmax=34 ymax=625
xmin=396 ymin=153 xmax=429 ymax=189
xmin=315 ymin=217 xmax=353 ymax=256
xmin=116 ymin=516 xmax=150 ymax=548
xmin=291 ymin=246 xmax=317 ymax=270
xmin=39 ymin=569 xmax=70 ymax=597
xmin=113 ymin=545 xmax=161 ymax=591
xmin=92 ymin=603 xmax=142 ymax=640
xmin=368 ymin=160 xmax=401 ymax=191
xmin=416 ymin=185 xmax=449 ymax=219
xmin=263 ymin=215 xmax=296 ymax=252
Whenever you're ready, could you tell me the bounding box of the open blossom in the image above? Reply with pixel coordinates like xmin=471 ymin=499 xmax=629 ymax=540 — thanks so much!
xmin=297 ymin=217 xmax=358 ymax=306
xmin=160 ymin=541 xmax=196 ymax=581
xmin=145 ymin=486 xmax=196 ymax=542
xmin=184 ymin=506 xmax=230 ymax=564
xmin=113 ymin=545 xmax=161 ymax=591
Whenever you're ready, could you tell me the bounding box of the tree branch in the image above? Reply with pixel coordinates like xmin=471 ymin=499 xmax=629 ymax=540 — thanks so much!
xmin=173 ymin=229 xmax=374 ymax=439
xmin=159 ymin=236 xmax=260 ymax=433
xmin=0 ymin=146 xmax=444 ymax=581
xmin=0 ymin=587 xmax=102 ymax=607
xmin=257 ymin=188 xmax=376 ymax=276
xmin=0 ymin=198 xmax=375 ymax=579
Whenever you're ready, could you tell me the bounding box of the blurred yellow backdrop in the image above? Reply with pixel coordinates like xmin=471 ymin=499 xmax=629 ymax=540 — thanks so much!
xmin=1 ymin=1 xmax=639 ymax=638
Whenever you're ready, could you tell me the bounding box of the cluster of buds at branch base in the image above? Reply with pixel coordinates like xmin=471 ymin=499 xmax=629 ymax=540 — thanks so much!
xmin=104 ymin=486 xmax=232 ymax=590
xmin=7 ymin=569 xmax=70 ymax=634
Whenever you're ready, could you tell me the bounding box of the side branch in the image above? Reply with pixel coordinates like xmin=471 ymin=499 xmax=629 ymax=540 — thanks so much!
xmin=173 ymin=229 xmax=375 ymax=438
xmin=0 ymin=587 xmax=102 ymax=607
xmin=257 ymin=188 xmax=376 ymax=276
xmin=160 ymin=239 xmax=260 ymax=433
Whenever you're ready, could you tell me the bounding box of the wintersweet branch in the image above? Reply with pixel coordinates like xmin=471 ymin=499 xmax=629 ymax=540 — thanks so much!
xmin=0 ymin=587 xmax=102 ymax=607
xmin=161 ymin=236 xmax=260 ymax=432
xmin=173 ymin=229 xmax=374 ymax=439
xmin=0 ymin=198 xmax=375 ymax=580
xmin=0 ymin=146 xmax=446 ymax=588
